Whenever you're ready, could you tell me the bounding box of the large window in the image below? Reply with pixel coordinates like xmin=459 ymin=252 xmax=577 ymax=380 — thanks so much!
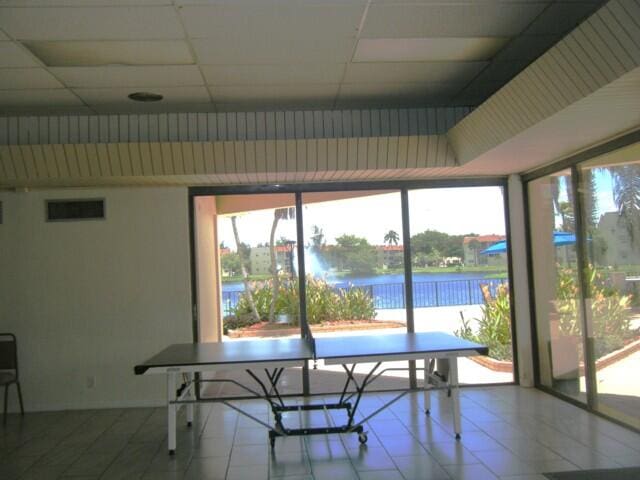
xmin=528 ymin=141 xmax=640 ymax=430
xmin=301 ymin=191 xmax=408 ymax=393
xmin=408 ymin=187 xmax=514 ymax=384
xmin=529 ymin=170 xmax=586 ymax=402
xmin=196 ymin=181 xmax=515 ymax=398
xmin=579 ymin=152 xmax=640 ymax=428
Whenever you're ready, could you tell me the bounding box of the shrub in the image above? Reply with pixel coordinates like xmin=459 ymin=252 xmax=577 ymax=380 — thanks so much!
xmin=455 ymin=283 xmax=512 ymax=361
xmin=455 ymin=265 xmax=635 ymax=362
xmin=227 ymin=275 xmax=376 ymax=330
xmin=556 ymin=266 xmax=634 ymax=358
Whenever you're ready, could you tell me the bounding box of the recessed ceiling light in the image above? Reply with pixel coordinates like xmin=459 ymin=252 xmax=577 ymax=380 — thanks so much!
xmin=128 ymin=92 xmax=163 ymax=102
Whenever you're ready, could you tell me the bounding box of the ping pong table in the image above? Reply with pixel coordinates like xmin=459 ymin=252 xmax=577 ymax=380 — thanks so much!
xmin=134 ymin=330 xmax=488 ymax=454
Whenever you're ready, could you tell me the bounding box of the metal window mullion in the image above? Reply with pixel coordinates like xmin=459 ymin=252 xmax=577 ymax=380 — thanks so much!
xmin=401 ymin=188 xmax=417 ymax=389
xmin=295 ymin=191 xmax=310 ymax=396
xmin=571 ymin=165 xmax=598 ymax=408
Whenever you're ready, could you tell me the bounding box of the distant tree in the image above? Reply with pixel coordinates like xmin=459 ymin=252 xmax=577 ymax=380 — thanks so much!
xmin=231 ymin=216 xmax=259 ymax=322
xmin=426 ymin=248 xmax=442 ymax=267
xmin=237 ymin=242 xmax=252 ymax=273
xmin=611 ymin=164 xmax=640 ymax=243
xmin=384 ymin=229 xmax=400 ymax=246
xmin=581 ymin=169 xmax=598 ymax=230
xmin=269 ymin=207 xmax=295 ymax=322
xmin=221 ymin=252 xmax=241 ymax=276
xmin=410 ymin=230 xmax=469 ymax=260
xmin=219 ymin=241 xmax=227 ymax=250
xmin=558 ymin=201 xmax=575 ymax=232
xmin=335 ymin=234 xmax=376 ymax=274
xmin=468 ymin=238 xmax=481 ymax=266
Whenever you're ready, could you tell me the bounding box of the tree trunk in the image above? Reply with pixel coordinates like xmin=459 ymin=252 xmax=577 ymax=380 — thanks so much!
xmin=231 ymin=216 xmax=260 ymax=323
xmin=268 ymin=212 xmax=281 ymax=323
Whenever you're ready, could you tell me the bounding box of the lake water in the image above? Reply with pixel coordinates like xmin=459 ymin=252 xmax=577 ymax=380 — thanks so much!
xmin=222 ymin=272 xmax=507 ymax=313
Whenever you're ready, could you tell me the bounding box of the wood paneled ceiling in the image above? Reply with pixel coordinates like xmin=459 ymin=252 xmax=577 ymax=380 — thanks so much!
xmin=0 ymin=0 xmax=606 ymax=115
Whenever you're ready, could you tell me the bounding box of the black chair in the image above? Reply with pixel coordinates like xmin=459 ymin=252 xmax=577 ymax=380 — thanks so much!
xmin=1 ymin=333 xmax=24 ymax=425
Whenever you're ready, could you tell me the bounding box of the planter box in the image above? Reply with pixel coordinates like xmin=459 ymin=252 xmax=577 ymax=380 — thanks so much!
xmin=469 ymin=355 xmax=513 ymax=373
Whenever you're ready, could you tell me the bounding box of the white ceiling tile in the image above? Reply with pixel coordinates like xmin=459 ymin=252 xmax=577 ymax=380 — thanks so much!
xmin=0 ymin=42 xmax=41 ymax=67
xmin=0 ymin=7 xmax=184 ymax=40
xmin=210 ymin=84 xmax=338 ymax=102
xmin=181 ymin=4 xmax=364 ymax=39
xmin=353 ymin=38 xmax=509 ymax=62
xmin=202 ymin=64 xmax=345 ymax=86
xmin=0 ymin=88 xmax=83 ymax=107
xmin=344 ymin=62 xmax=487 ymax=84
xmin=0 ymin=68 xmax=64 ymax=89
xmin=0 ymin=1 xmax=171 ymax=5
xmin=23 ymin=40 xmax=194 ymax=67
xmin=50 ymin=65 xmax=204 ymax=88
xmin=215 ymin=98 xmax=336 ymax=112
xmin=362 ymin=3 xmax=547 ymax=38
xmin=339 ymin=82 xmax=457 ymax=99
xmin=73 ymin=86 xmax=211 ymax=105
xmin=192 ymin=36 xmax=355 ymax=64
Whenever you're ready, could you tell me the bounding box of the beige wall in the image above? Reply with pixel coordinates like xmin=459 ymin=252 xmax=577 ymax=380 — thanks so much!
xmin=194 ymin=196 xmax=223 ymax=342
xmin=0 ymin=186 xmax=192 ymax=411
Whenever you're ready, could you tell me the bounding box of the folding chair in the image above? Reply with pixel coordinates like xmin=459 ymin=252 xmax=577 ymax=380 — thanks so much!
xmin=1 ymin=333 xmax=24 ymax=425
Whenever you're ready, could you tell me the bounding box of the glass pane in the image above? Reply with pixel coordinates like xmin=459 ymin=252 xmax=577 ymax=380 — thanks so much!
xmin=209 ymin=193 xmax=302 ymax=397
xmin=301 ymin=191 xmax=408 ymax=393
xmin=529 ymin=171 xmax=586 ymax=402
xmin=579 ymin=151 xmax=640 ymax=429
xmin=408 ymin=186 xmax=514 ymax=385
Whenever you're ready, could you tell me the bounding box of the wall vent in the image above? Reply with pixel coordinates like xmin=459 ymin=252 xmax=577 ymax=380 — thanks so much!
xmin=46 ymin=199 xmax=105 ymax=222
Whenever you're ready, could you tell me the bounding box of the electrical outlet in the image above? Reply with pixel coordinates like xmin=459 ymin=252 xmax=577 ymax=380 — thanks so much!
xmin=86 ymin=376 xmax=96 ymax=389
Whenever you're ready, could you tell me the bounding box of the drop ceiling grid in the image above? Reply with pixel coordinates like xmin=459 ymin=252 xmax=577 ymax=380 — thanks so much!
xmin=0 ymin=1 xmax=609 ymax=114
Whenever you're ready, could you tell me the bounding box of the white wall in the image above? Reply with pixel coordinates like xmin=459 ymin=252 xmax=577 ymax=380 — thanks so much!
xmin=194 ymin=196 xmax=223 ymax=343
xmin=0 ymin=186 xmax=192 ymax=411
xmin=507 ymin=175 xmax=534 ymax=387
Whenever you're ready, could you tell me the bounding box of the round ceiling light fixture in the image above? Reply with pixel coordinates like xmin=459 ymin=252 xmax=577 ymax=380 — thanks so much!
xmin=128 ymin=91 xmax=163 ymax=102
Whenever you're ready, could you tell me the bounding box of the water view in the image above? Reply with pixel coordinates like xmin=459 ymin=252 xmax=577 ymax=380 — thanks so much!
xmin=221 ymin=272 xmax=507 ymax=314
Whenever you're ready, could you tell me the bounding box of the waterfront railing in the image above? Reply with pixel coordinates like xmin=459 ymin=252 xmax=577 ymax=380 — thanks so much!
xmin=222 ymin=278 xmax=508 ymax=316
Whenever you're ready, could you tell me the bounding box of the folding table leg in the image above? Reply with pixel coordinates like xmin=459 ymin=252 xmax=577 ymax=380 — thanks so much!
xmin=423 ymin=358 xmax=431 ymax=415
xmin=186 ymin=373 xmax=194 ymax=427
xmin=167 ymin=372 xmax=177 ymax=454
xmin=449 ymin=358 xmax=461 ymax=439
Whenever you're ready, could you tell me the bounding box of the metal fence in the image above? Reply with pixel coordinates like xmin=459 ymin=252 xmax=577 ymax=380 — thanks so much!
xmin=221 ymin=277 xmax=508 ymax=316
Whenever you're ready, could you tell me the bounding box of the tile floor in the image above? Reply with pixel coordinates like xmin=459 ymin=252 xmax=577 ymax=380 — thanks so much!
xmin=1 ymin=386 xmax=639 ymax=480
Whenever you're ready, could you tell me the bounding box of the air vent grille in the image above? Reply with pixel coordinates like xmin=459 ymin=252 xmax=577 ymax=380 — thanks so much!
xmin=46 ymin=199 xmax=105 ymax=222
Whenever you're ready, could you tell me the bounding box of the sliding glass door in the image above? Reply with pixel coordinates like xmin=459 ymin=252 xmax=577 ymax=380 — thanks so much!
xmin=195 ymin=180 xmax=515 ymax=399
xmin=528 ymin=141 xmax=640 ymax=430
xmin=578 ymin=153 xmax=640 ymax=429
xmin=408 ymin=186 xmax=514 ymax=385
xmin=301 ymin=190 xmax=409 ymax=393
xmin=529 ymin=170 xmax=586 ymax=402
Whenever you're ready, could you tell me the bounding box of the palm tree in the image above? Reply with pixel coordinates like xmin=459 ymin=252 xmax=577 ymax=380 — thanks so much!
xmin=611 ymin=164 xmax=640 ymax=243
xmin=468 ymin=238 xmax=481 ymax=266
xmin=384 ymin=229 xmax=400 ymax=246
xmin=231 ymin=216 xmax=260 ymax=322
xmin=269 ymin=207 xmax=295 ymax=322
